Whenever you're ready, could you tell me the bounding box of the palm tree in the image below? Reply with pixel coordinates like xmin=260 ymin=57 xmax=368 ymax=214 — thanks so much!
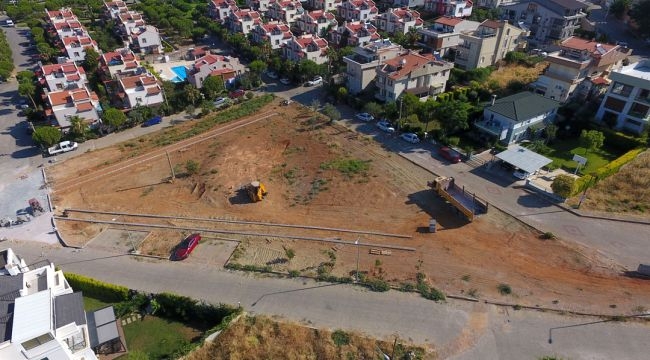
xmin=68 ymin=116 xmax=86 ymax=138
xmin=18 ymin=81 xmax=37 ymax=108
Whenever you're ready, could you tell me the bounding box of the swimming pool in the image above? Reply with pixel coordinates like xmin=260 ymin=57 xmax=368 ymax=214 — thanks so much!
xmin=171 ymin=66 xmax=187 ymax=83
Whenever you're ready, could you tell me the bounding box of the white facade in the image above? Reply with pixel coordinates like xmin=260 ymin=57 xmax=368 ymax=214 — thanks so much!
xmin=103 ymin=1 xmax=129 ymax=20
xmin=455 ymin=20 xmax=527 ymax=70
xmin=62 ymin=36 xmax=99 ymax=63
xmin=344 ymin=39 xmax=403 ymax=94
xmin=502 ymin=0 xmax=586 ymax=46
xmin=47 ymin=86 xmax=101 ymax=128
xmin=119 ymin=74 xmax=164 ymax=109
xmin=186 ymin=54 xmax=244 ymax=89
xmin=251 ymin=22 xmax=294 ymax=49
xmin=308 ymin=0 xmax=341 ymax=11
xmin=130 ymin=25 xmax=163 ymax=54
xmin=337 ymin=0 xmax=379 ymax=22
xmin=424 ymin=0 xmax=473 ymax=17
xmin=40 ymin=63 xmax=87 ymax=92
xmin=100 ymin=48 xmax=141 ymax=79
xmin=417 ymin=17 xmax=480 ymax=56
xmin=282 ymin=34 xmax=329 ymax=64
xmin=246 ymin=0 xmax=272 ymax=12
xmin=376 ymin=7 xmax=423 ymax=36
xmin=331 ymin=21 xmax=380 ymax=47
xmin=296 ymin=10 xmax=338 ymax=36
xmin=209 ymin=0 xmax=238 ymax=21
xmin=226 ymin=9 xmax=262 ymax=35
xmin=267 ymin=0 xmax=305 ymax=25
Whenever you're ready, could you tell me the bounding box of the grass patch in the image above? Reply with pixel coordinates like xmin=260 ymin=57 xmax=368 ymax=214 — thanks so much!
xmin=497 ymin=283 xmax=512 ymax=295
xmin=122 ymin=315 xmax=202 ymax=360
xmin=83 ymin=296 xmax=112 ymax=312
xmin=320 ymin=158 xmax=371 ymax=177
xmin=544 ymin=139 xmax=621 ymax=174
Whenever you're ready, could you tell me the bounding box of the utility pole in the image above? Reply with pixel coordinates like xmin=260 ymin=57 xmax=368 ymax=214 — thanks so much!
xmin=355 ymin=237 xmax=360 ymax=283
xmin=166 ymin=150 xmax=175 ymax=183
xmin=398 ymin=97 xmax=403 ymax=131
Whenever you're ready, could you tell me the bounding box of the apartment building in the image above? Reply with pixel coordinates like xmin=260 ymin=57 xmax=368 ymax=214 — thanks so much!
xmin=596 ymin=60 xmax=650 ymax=134
xmin=531 ymin=37 xmax=631 ymax=103
xmin=100 ymin=48 xmax=141 ymax=79
xmin=296 ymin=10 xmax=338 ymax=36
xmin=455 ymin=20 xmax=527 ymax=70
xmin=282 ymin=34 xmax=329 ymax=64
xmin=423 ymin=0 xmax=473 ymax=18
xmin=46 ymin=86 xmax=101 ymax=128
xmin=251 ymin=22 xmax=293 ymax=49
xmin=375 ymin=51 xmax=453 ymax=101
xmin=0 ymin=248 xmax=120 ymax=360
xmin=475 ymin=0 xmax=517 ymax=8
xmin=502 ymin=0 xmax=586 ymax=46
xmin=344 ymin=39 xmax=403 ymax=94
xmin=330 ymin=21 xmax=380 ymax=47
xmin=375 ymin=7 xmax=423 ymax=36
xmin=417 ymin=17 xmax=480 ymax=56
xmin=186 ymin=54 xmax=244 ymax=89
xmin=337 ymin=0 xmax=379 ymax=22
xmin=118 ymin=73 xmax=164 ymax=109
xmin=246 ymin=0 xmax=272 ymax=12
xmin=62 ymin=36 xmax=99 ymax=63
xmin=39 ymin=63 xmax=87 ymax=92
xmin=209 ymin=0 xmax=238 ymax=21
xmin=393 ymin=0 xmax=425 ymax=7
xmin=308 ymin=0 xmax=342 ymax=11
xmin=267 ymin=0 xmax=305 ymax=25
xmin=226 ymin=9 xmax=262 ymax=35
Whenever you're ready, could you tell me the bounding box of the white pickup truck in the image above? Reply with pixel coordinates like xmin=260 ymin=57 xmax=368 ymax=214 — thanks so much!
xmin=47 ymin=141 xmax=78 ymax=156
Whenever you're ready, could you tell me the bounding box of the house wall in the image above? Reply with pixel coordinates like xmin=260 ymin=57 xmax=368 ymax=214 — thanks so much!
xmin=483 ymin=108 xmax=555 ymax=144
xmin=596 ymin=79 xmax=650 ymax=134
xmin=137 ymin=30 xmax=162 ymax=53
xmin=125 ymin=88 xmax=164 ymax=108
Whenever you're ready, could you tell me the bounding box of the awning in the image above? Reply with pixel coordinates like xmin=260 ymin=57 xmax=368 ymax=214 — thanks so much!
xmin=87 ymin=306 xmax=119 ymax=349
xmin=495 ymin=146 xmax=552 ymax=174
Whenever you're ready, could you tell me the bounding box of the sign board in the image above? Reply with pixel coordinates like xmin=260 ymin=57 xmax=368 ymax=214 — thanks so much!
xmin=573 ymin=154 xmax=588 ymax=166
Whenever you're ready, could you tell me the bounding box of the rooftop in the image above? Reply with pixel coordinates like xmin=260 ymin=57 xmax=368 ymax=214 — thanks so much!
xmin=487 ymin=91 xmax=560 ymax=122
xmin=496 ymin=146 xmax=553 ymax=174
xmin=611 ymin=60 xmax=650 ymax=81
xmin=380 ymin=52 xmax=449 ymax=80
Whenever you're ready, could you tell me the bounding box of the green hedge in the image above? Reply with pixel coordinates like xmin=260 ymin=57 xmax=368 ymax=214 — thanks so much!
xmin=589 ymin=125 xmax=646 ymax=151
xmin=153 ymin=292 xmax=237 ymax=326
xmin=64 ymin=273 xmax=129 ymax=303
xmin=572 ymin=148 xmax=644 ymax=195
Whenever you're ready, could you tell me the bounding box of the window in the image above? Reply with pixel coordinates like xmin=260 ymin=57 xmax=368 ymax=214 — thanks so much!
xmin=611 ymin=82 xmax=633 ymax=97
xmin=22 ymin=333 xmax=55 ymax=351
xmin=74 ymin=52 xmax=79 ymax=57
xmin=629 ymin=102 xmax=650 ymax=117
xmin=142 ymin=38 xmax=147 ymax=44
xmin=136 ymin=97 xmax=143 ymax=103
xmin=637 ymin=88 xmax=650 ymax=102
xmin=603 ymin=96 xmax=626 ymax=112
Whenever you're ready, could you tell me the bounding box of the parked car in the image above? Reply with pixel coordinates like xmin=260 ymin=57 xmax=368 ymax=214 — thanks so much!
xmin=280 ymin=77 xmax=291 ymax=85
xmin=438 ymin=146 xmax=461 ymax=163
xmin=400 ymin=133 xmax=420 ymax=144
xmin=376 ymin=120 xmax=395 ymax=133
xmin=142 ymin=116 xmax=162 ymax=127
xmin=513 ymin=169 xmax=530 ymax=180
xmin=173 ymin=233 xmax=201 ymax=260
xmin=307 ymin=76 xmax=323 ymax=86
xmin=355 ymin=112 xmax=374 ymax=122
xmin=5 ymin=19 xmax=14 ymax=27
xmin=213 ymin=97 xmax=230 ymax=108
xmin=266 ymin=71 xmax=278 ymax=79
xmin=47 ymin=141 xmax=78 ymax=156
xmin=229 ymin=89 xmax=246 ymax=99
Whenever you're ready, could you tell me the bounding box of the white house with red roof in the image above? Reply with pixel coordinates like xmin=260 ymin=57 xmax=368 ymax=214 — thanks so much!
xmin=375 ymin=51 xmax=453 ymax=101
xmin=330 ymin=21 xmax=380 ymax=47
xmin=337 ymin=0 xmax=379 ymax=22
xmin=103 ymin=1 xmax=129 ymax=20
xmin=117 ymin=11 xmax=146 ymax=37
xmin=282 ymin=34 xmax=329 ymax=64
xmin=532 ymin=37 xmax=631 ymax=103
xmin=46 ymin=8 xmax=78 ymax=24
xmin=416 ymin=17 xmax=480 ymax=56
xmin=100 ymin=48 xmax=141 ymax=79
xmin=118 ymin=74 xmax=164 ymax=109
xmin=39 ymin=63 xmax=87 ymax=92
xmin=209 ymin=0 xmax=239 ymax=21
xmin=246 ymin=0 xmax=272 ymax=12
xmin=308 ymin=0 xmax=342 ymax=12
xmin=375 ymin=7 xmax=423 ymax=35
xmin=129 ymin=25 xmax=163 ymax=54
xmin=46 ymin=86 xmax=101 ymax=128
xmin=267 ymin=0 xmax=305 ymax=25
xmin=62 ymin=36 xmax=99 ymax=63
xmin=186 ymin=54 xmax=244 ymax=89
xmin=296 ymin=10 xmax=338 ymax=36
xmin=393 ymin=0 xmax=425 ymax=7
xmin=424 ymin=0 xmax=473 ymax=18
xmin=251 ymin=22 xmax=294 ymax=49
xmin=226 ymin=9 xmax=262 ymax=35
xmin=52 ymin=20 xmax=87 ymax=39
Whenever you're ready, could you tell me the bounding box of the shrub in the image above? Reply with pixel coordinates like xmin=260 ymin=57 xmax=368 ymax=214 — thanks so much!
xmin=498 ymin=283 xmax=512 ymax=295
xmin=64 ymin=273 xmax=129 ymax=302
xmin=288 ymin=270 xmax=300 ymax=277
xmin=541 ymin=232 xmax=556 ymax=240
xmin=331 ymin=330 xmax=351 ymax=346
xmin=363 ymin=278 xmax=390 ymax=292
xmin=185 ymin=160 xmax=200 ymax=175
xmin=154 ymin=292 xmax=237 ymax=326
xmin=285 ymin=248 xmax=295 ymax=260
xmin=421 ymin=286 xmax=446 ymax=302
xmin=551 ymin=175 xmax=576 ymax=198
xmin=572 ymin=148 xmax=644 ymax=195
xmin=399 ymin=283 xmax=415 ymax=292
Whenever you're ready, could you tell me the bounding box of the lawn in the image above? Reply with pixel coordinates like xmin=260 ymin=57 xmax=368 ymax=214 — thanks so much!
xmin=122 ymin=315 xmax=203 ymax=359
xmin=545 ymin=139 xmax=622 ymax=174
xmin=83 ymin=296 xmax=113 ymax=312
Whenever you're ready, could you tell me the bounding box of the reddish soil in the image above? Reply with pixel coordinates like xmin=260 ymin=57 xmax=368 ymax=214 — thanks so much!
xmin=49 ymin=99 xmax=650 ymax=315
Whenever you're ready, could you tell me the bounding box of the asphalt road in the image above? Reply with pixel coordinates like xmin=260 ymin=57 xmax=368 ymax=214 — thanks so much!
xmin=588 ymin=5 xmax=650 ymax=59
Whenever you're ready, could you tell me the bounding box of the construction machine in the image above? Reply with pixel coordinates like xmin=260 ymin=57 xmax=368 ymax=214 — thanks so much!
xmin=245 ymin=181 xmax=267 ymax=202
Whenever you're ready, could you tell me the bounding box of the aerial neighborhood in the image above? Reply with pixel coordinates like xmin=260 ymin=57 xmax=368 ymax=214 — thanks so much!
xmin=1 ymin=0 xmax=650 ymax=358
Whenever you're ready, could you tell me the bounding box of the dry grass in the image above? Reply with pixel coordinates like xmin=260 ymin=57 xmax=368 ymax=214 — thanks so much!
xmin=572 ymin=150 xmax=650 ymax=215
xmin=488 ymin=62 xmax=548 ymax=88
xmin=187 ymin=315 xmax=433 ymax=360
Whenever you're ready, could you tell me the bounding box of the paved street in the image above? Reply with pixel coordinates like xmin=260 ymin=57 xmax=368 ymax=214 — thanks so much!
xmin=588 ymin=5 xmax=650 ymax=59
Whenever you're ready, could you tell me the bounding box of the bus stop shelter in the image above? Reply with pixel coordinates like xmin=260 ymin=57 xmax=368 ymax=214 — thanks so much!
xmin=495 ymin=146 xmax=552 ymax=174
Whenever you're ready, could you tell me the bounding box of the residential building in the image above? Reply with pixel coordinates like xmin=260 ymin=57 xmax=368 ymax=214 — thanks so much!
xmin=46 ymin=8 xmax=78 ymax=24
xmin=246 ymin=0 xmax=271 ymax=12
xmin=296 ymin=10 xmax=338 ymax=36
xmin=117 ymin=11 xmax=146 ymax=37
xmin=103 ymin=1 xmax=129 ymax=21
xmin=417 ymin=17 xmax=480 ymax=56
xmin=186 ymin=54 xmax=244 ymax=89
xmin=52 ymin=20 xmax=87 ymax=39
xmin=330 ymin=21 xmax=380 ymax=47
xmin=118 ymin=73 xmax=164 ymax=109
xmin=39 ymin=62 xmax=87 ymax=92
xmin=267 ymin=0 xmax=304 ymax=25
xmin=100 ymin=48 xmax=141 ymax=79
xmin=595 ymin=60 xmax=650 ymax=134
xmin=423 ymin=0 xmax=473 ymax=17
xmin=455 ymin=20 xmax=527 ymax=70
xmin=344 ymin=39 xmax=403 ymax=94
xmin=393 ymin=0 xmax=425 ymax=7
xmin=46 ymin=86 xmax=101 ymax=128
xmin=282 ymin=34 xmax=329 ymax=64
xmin=251 ymin=22 xmax=293 ymax=49
xmin=375 ymin=51 xmax=453 ymax=101
xmin=337 ymin=0 xmax=379 ymax=22
xmin=129 ymin=25 xmax=163 ymax=54
xmin=376 ymin=7 xmax=423 ymax=36
xmin=209 ymin=0 xmax=238 ymax=21
xmin=475 ymin=91 xmax=559 ymax=144
xmin=308 ymin=0 xmax=342 ymax=11
xmin=0 ymin=248 xmax=120 ymax=360
xmin=62 ymin=36 xmax=99 ymax=63
xmin=502 ymin=0 xmax=586 ymax=46
xmin=531 ymin=37 xmax=631 ymax=103
xmin=475 ymin=0 xmax=517 ymax=8
xmin=225 ymin=9 xmax=262 ymax=35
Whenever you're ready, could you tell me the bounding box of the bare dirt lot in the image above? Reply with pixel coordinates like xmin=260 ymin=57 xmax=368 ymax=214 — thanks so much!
xmin=49 ymin=99 xmax=650 ymax=314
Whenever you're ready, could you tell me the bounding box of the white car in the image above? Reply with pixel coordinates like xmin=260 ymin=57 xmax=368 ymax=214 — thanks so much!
xmin=307 ymin=76 xmax=323 ymax=86
xmin=355 ymin=113 xmax=374 ymax=122
xmin=47 ymin=141 xmax=78 ymax=156
xmin=5 ymin=19 xmax=14 ymax=27
xmin=513 ymin=169 xmax=530 ymax=180
xmin=376 ymin=121 xmax=395 ymax=133
xmin=266 ymin=71 xmax=278 ymax=79
xmin=400 ymin=133 xmax=420 ymax=144
xmin=280 ymin=78 xmax=291 ymax=85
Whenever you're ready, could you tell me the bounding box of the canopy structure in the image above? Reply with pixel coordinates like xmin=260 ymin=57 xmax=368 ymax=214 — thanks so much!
xmin=495 ymin=146 xmax=552 ymax=174
xmin=87 ymin=306 xmax=123 ymax=354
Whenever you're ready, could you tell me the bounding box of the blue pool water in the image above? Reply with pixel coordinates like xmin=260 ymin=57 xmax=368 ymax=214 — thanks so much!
xmin=171 ymin=66 xmax=187 ymax=83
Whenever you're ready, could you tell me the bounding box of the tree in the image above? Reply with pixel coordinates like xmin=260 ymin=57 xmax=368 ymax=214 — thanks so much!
xmin=18 ymin=79 xmax=36 ymax=108
xmin=609 ymin=0 xmax=631 ymax=19
xmin=201 ymin=76 xmax=225 ymax=100
xmin=322 ymin=103 xmax=341 ymax=121
xmin=32 ymin=127 xmax=62 ymax=147
xmin=102 ymin=108 xmax=127 ymax=128
xmin=579 ymin=129 xmax=605 ymax=155
xmin=363 ymin=102 xmax=384 ymax=118
xmin=184 ymin=84 xmax=202 ymax=106
xmin=249 ymin=59 xmax=267 ymax=74
xmin=310 ymin=99 xmax=321 ymax=112
xmin=68 ymin=116 xmax=87 ymax=138
xmin=629 ymin=0 xmax=650 ymax=38
xmin=297 ymin=60 xmax=320 ymax=81
xmin=436 ymin=99 xmax=472 ymax=135
xmin=336 ymin=86 xmax=348 ymax=104
xmin=544 ymin=123 xmax=558 ymax=144
xmin=83 ymin=47 xmax=100 ymax=73
xmin=551 ymin=174 xmax=576 ymax=198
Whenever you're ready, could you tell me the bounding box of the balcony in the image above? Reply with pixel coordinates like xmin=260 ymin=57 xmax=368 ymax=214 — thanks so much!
xmin=475 ymin=119 xmax=508 ymax=136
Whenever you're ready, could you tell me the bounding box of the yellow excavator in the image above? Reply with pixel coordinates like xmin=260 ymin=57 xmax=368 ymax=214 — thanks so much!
xmin=245 ymin=181 xmax=267 ymax=202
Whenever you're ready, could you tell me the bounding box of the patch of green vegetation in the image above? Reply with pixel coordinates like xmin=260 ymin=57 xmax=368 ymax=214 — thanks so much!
xmin=83 ymin=296 xmax=112 ymax=312
xmin=320 ymin=158 xmax=371 ymax=177
xmin=543 ymin=139 xmax=622 ymax=174
xmin=331 ymin=329 xmax=351 ymax=346
xmin=123 ymin=316 xmax=200 ymax=360
xmin=498 ymin=283 xmax=512 ymax=295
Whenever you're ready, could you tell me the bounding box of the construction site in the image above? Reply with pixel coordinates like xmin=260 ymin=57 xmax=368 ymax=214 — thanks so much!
xmin=48 ymin=99 xmax=650 ymax=314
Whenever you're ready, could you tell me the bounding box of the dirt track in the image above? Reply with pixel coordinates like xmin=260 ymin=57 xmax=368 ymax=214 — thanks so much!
xmin=49 ymin=99 xmax=650 ymax=314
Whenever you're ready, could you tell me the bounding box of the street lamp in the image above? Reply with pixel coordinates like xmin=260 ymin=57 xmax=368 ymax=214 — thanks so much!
xmin=355 ymin=237 xmax=360 ymax=283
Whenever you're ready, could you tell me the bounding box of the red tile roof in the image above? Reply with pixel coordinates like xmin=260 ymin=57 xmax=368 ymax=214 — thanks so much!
xmin=41 ymin=63 xmax=84 ymax=76
xmin=76 ymin=102 xmax=94 ymax=112
xmin=48 ymin=87 xmax=91 ymax=106
xmin=381 ymin=52 xmax=444 ymax=80
xmin=120 ymin=74 xmax=158 ymax=90
xmin=561 ymin=37 xmax=617 ymax=54
xmin=434 ymin=16 xmax=462 ymax=27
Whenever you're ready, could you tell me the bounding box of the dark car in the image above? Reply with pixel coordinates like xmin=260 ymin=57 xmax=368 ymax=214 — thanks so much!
xmin=173 ymin=233 xmax=201 ymax=260
xmin=142 ymin=116 xmax=162 ymax=127
xmin=229 ymin=89 xmax=246 ymax=99
xmin=438 ymin=147 xmax=461 ymax=163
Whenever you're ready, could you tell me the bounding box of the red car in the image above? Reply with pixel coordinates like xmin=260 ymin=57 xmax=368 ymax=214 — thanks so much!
xmin=229 ymin=89 xmax=246 ymax=99
xmin=438 ymin=147 xmax=462 ymax=163
xmin=173 ymin=233 xmax=201 ymax=260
